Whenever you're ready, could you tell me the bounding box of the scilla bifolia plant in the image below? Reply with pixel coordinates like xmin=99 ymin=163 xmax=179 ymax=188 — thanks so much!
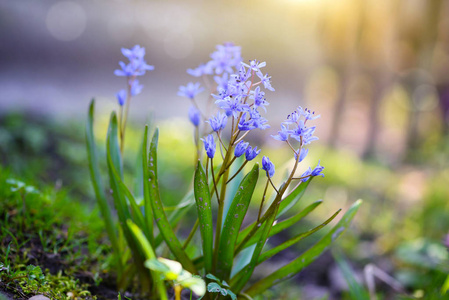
xmin=86 ymin=43 xmax=361 ymax=299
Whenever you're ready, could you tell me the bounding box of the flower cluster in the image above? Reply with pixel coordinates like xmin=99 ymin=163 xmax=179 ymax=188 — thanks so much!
xmin=114 ymin=45 xmax=154 ymax=106
xmin=269 ymin=106 xmax=324 ymax=180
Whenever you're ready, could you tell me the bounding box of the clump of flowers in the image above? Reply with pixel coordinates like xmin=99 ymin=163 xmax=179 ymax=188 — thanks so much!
xmin=86 ymin=43 xmax=361 ymax=300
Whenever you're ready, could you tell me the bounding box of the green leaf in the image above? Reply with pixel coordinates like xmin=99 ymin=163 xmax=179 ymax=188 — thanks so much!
xmin=207 ymin=282 xmax=222 ymax=293
xmin=206 ymin=273 xmax=221 ymax=283
xmin=142 ymin=125 xmax=154 ymax=245
xmin=128 ymin=220 xmax=168 ymax=300
xmin=257 ymin=209 xmax=341 ymax=263
xmin=216 ymin=164 xmax=259 ymax=280
xmin=147 ymin=129 xmax=196 ymax=273
xmin=244 ymin=200 xmax=362 ymax=296
xmin=119 ymin=181 xmax=148 ymax=239
xmin=193 ymin=161 xmax=214 ymax=274
xmin=86 ymin=100 xmax=121 ymax=272
xmin=153 ymin=190 xmax=195 ymax=247
xmin=237 ymin=200 xmax=322 ymax=249
xmin=234 ymin=180 xmax=312 ymax=255
xmin=230 ymin=202 xmax=279 ymax=293
xmin=277 ymin=179 xmax=312 ymax=218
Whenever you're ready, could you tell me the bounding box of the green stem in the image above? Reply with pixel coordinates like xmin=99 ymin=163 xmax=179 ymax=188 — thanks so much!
xmin=183 ymin=219 xmax=199 ymax=249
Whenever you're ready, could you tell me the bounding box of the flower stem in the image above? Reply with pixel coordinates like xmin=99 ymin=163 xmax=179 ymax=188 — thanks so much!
xmin=183 ymin=219 xmax=199 ymax=249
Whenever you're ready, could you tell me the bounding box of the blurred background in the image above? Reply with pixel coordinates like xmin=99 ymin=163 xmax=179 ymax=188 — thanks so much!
xmin=1 ymin=0 xmax=449 ymax=299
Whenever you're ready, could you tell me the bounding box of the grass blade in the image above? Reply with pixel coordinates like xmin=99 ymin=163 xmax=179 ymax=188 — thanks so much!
xmin=244 ymin=200 xmax=362 ymax=296
xmin=147 ymin=128 xmax=196 ymax=273
xmin=193 ymin=161 xmax=214 ymax=274
xmin=277 ymin=179 xmax=312 ymax=218
xmin=216 ymin=164 xmax=259 ymax=280
xmin=85 ymin=100 xmax=121 ymax=272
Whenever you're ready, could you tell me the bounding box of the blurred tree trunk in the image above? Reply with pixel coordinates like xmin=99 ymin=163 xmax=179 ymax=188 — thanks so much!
xmin=404 ymin=0 xmax=442 ymax=155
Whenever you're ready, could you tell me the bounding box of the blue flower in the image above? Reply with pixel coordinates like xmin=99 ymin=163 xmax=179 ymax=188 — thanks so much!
xmin=207 ymin=112 xmax=227 ymax=132
xmin=298 ymin=107 xmax=320 ymax=120
xmin=234 ymin=141 xmax=249 ymax=157
xmin=272 ymin=124 xmax=290 ymax=141
xmin=251 ymin=86 xmax=269 ymax=112
xmin=201 ymin=134 xmax=216 ymax=158
xmin=262 ymin=156 xmax=275 ymax=177
xmin=250 ymin=110 xmax=270 ymax=130
xmin=242 ymin=60 xmax=266 ymax=73
xmin=215 ymin=96 xmax=249 ymax=118
xmin=238 ymin=113 xmax=255 ymax=131
xmin=116 ymin=89 xmax=127 ymax=106
xmin=257 ymin=72 xmax=275 ymax=91
xmin=294 ymin=148 xmax=309 ymax=162
xmin=114 ymin=45 xmax=154 ymax=77
xmin=245 ymin=145 xmax=260 ymax=161
xmin=300 ymin=168 xmax=312 ymax=182
xmin=130 ymin=79 xmax=143 ymax=96
xmin=178 ymin=82 xmax=204 ymax=99
xmin=187 ymin=63 xmax=212 ymax=77
xmin=121 ymin=45 xmax=146 ymax=61
xmin=311 ymin=161 xmax=324 ymax=177
xmin=188 ymin=106 xmax=201 ymax=127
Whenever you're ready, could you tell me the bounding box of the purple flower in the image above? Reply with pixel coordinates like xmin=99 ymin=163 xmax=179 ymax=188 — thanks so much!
xmin=121 ymin=45 xmax=146 ymax=61
xmin=294 ymin=148 xmax=309 ymax=162
xmin=257 ymin=72 xmax=275 ymax=91
xmin=207 ymin=112 xmax=227 ymax=132
xmin=290 ymin=121 xmax=318 ymax=145
xmin=245 ymin=145 xmax=260 ymax=161
xmin=251 ymin=86 xmax=269 ymax=112
xmin=188 ymin=106 xmax=201 ymax=127
xmin=300 ymin=168 xmax=312 ymax=182
xmin=114 ymin=45 xmax=154 ymax=77
xmin=187 ymin=63 xmax=212 ymax=77
xmin=272 ymin=124 xmax=290 ymax=141
xmin=214 ymin=73 xmax=229 ymax=91
xmin=201 ymin=134 xmax=216 ymax=158
xmin=116 ymin=89 xmax=127 ymax=106
xmin=130 ymin=79 xmax=143 ymax=96
xmin=262 ymin=156 xmax=275 ymax=177
xmin=178 ymin=82 xmax=204 ymax=99
xmin=238 ymin=113 xmax=255 ymax=131
xmin=215 ymin=96 xmax=249 ymax=118
xmin=299 ymin=107 xmax=320 ymax=120
xmin=311 ymin=161 xmax=324 ymax=177
xmin=250 ymin=110 xmax=270 ymax=130
xmin=234 ymin=141 xmax=249 ymax=157
xmin=242 ymin=59 xmax=266 ymax=73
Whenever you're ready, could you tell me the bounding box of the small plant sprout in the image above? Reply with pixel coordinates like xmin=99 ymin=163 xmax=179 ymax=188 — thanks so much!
xmin=86 ymin=43 xmax=361 ymax=299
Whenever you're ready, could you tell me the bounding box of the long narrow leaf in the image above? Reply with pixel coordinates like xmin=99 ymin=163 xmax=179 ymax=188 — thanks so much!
xmin=237 ymin=200 xmax=322 ymax=249
xmin=244 ymin=200 xmax=362 ymax=296
xmin=257 ymin=209 xmax=341 ymax=263
xmin=107 ymin=112 xmax=150 ymax=285
xmin=193 ymin=161 xmax=214 ymax=274
xmin=235 ymin=180 xmax=312 ymax=255
xmin=86 ymin=100 xmax=121 ymax=272
xmin=147 ymin=128 xmax=196 ymax=273
xmin=216 ymin=164 xmax=259 ymax=280
xmin=154 ymin=190 xmax=195 ymax=247
xmin=231 ymin=202 xmax=279 ymax=293
xmin=119 ymin=180 xmax=149 ymax=239
xmin=142 ymin=125 xmax=154 ymax=245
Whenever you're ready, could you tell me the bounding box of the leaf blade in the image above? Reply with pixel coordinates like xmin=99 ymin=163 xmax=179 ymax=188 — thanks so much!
xmin=193 ymin=161 xmax=214 ymax=274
